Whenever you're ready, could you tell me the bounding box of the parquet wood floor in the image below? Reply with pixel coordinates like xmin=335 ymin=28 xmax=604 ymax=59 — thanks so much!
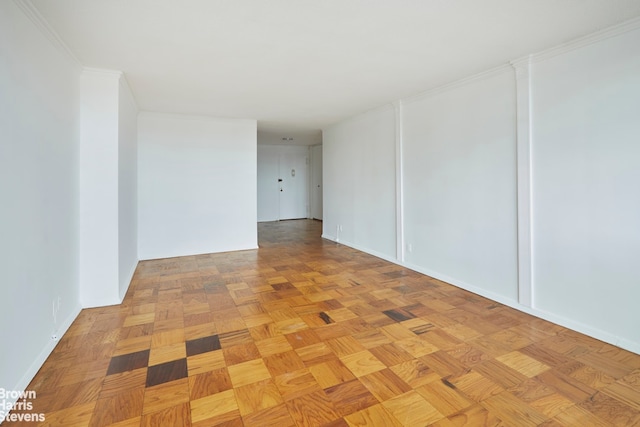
xmin=9 ymin=220 xmax=640 ymax=426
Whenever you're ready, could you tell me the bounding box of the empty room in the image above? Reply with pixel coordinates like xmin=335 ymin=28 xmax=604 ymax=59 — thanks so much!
xmin=1 ymin=0 xmax=640 ymax=425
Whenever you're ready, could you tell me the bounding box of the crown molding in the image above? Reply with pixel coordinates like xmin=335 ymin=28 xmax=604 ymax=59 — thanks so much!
xmin=325 ymin=64 xmax=514 ymax=129
xmin=81 ymin=68 xmax=140 ymax=111
xmin=401 ymin=64 xmax=513 ymax=106
xmin=119 ymin=74 xmax=140 ymax=113
xmin=510 ymin=55 xmax=532 ymax=80
xmin=138 ymin=110 xmax=256 ymax=125
xmin=82 ymin=67 xmax=123 ymax=78
xmin=323 ymin=102 xmax=395 ymax=132
xmin=13 ymin=0 xmax=82 ymax=70
xmin=531 ymin=16 xmax=640 ymax=63
xmin=400 ymin=16 xmax=640 ymax=106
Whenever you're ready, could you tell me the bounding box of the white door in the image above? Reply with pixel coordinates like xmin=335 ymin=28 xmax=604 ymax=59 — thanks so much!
xmin=257 ymin=146 xmax=280 ymax=222
xmin=258 ymin=145 xmax=309 ymax=221
xmin=310 ymin=145 xmax=323 ymax=220
xmin=278 ymin=148 xmax=309 ymax=220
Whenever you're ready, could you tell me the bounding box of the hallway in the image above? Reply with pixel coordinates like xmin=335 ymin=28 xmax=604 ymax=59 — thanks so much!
xmin=17 ymin=220 xmax=640 ymax=426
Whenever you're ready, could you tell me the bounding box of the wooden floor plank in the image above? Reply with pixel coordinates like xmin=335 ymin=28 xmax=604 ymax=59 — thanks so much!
xmin=13 ymin=220 xmax=640 ymax=426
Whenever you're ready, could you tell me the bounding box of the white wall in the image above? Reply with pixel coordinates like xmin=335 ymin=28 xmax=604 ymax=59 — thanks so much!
xmin=323 ymin=24 xmax=640 ymax=353
xmin=79 ymin=70 xmax=138 ymax=307
xmin=0 ymin=0 xmax=82 ymax=391
xmin=531 ymin=28 xmax=640 ymax=349
xmin=402 ymin=69 xmax=518 ymax=301
xmin=118 ymin=78 xmax=139 ymax=300
xmin=138 ymin=113 xmax=257 ymax=259
xmin=79 ymin=69 xmax=120 ymax=307
xmin=323 ymin=105 xmax=397 ymax=259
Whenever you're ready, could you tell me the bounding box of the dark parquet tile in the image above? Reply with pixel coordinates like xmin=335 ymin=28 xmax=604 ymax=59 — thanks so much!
xmin=186 ymin=334 xmax=221 ymax=356
xmin=382 ymin=308 xmax=416 ymax=322
xmin=106 ymin=349 xmax=150 ymax=376
xmin=146 ymin=358 xmax=188 ymax=387
xmin=319 ymin=312 xmax=334 ymax=324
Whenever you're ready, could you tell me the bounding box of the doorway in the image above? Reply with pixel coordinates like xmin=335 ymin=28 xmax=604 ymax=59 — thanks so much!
xmin=278 ymin=148 xmax=308 ymax=220
xmin=257 ymin=145 xmax=314 ymax=222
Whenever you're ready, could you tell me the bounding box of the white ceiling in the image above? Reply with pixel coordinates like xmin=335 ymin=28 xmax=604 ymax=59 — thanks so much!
xmin=31 ymin=0 xmax=640 ymax=144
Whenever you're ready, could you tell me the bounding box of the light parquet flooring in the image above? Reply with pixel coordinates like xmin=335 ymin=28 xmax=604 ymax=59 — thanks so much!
xmin=8 ymin=220 xmax=640 ymax=426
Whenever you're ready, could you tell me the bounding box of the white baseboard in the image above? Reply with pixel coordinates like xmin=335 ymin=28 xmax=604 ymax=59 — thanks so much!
xmin=402 ymin=260 xmax=637 ymax=353
xmin=12 ymin=303 xmax=82 ymax=396
xmin=323 ymin=236 xmax=640 ymax=355
xmin=323 ymin=235 xmax=399 ymax=265
xmin=119 ymin=261 xmax=139 ymax=302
